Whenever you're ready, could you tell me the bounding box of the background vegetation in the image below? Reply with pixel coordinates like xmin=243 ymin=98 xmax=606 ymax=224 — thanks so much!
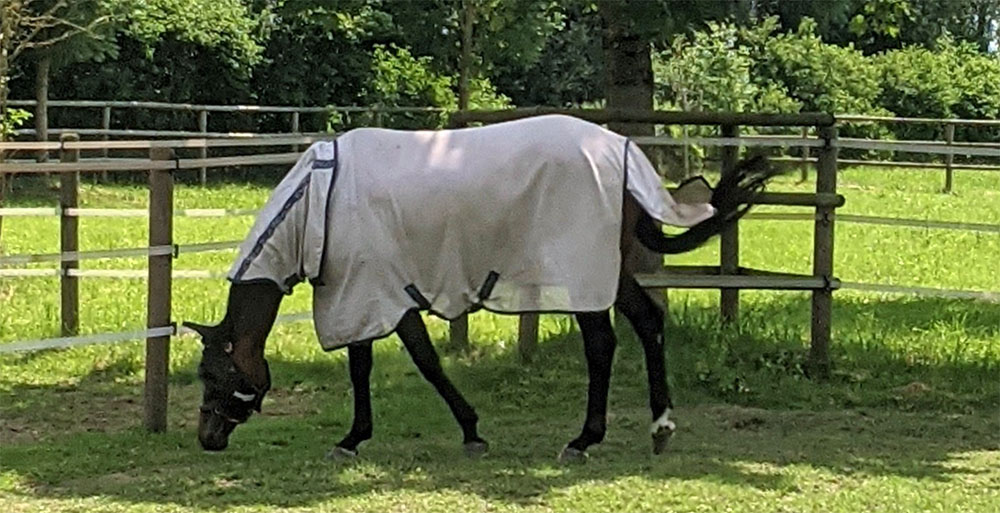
xmin=2 ymin=0 xmax=998 ymax=137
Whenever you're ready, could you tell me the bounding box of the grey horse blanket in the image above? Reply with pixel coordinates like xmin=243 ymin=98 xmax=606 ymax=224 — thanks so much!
xmin=229 ymin=115 xmax=715 ymax=349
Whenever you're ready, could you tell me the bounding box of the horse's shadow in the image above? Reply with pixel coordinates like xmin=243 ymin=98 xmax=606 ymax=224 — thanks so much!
xmin=1 ymin=294 xmax=997 ymax=508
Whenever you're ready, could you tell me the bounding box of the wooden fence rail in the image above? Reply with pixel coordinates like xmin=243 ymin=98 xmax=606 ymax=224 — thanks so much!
xmin=7 ymin=107 xmax=998 ymax=430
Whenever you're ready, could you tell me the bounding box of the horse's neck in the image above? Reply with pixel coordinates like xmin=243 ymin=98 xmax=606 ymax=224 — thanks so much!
xmin=226 ymin=281 xmax=284 ymax=387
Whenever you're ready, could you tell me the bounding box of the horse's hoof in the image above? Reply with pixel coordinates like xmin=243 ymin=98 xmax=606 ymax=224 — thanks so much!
xmin=558 ymin=446 xmax=588 ymax=464
xmin=652 ymin=424 xmax=675 ymax=455
xmin=464 ymin=440 xmax=489 ymax=458
xmin=326 ymin=446 xmax=358 ymax=460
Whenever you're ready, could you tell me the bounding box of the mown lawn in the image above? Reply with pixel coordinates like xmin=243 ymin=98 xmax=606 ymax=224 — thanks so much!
xmin=1 ymin=166 xmax=998 ymax=512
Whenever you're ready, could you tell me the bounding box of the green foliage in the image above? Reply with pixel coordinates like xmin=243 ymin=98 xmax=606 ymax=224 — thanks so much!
xmin=114 ymin=0 xmax=265 ymax=70
xmin=654 ymin=21 xmax=800 ymax=114
xmin=351 ymin=44 xmax=509 ymax=129
xmin=875 ymin=36 xmax=1000 ymax=142
xmin=757 ymin=19 xmax=886 ymax=117
xmin=368 ymin=45 xmax=456 ymax=109
xmin=0 ymin=108 xmax=32 ymax=139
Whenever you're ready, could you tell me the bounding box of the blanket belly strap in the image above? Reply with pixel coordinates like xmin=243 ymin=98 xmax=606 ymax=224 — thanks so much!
xmin=404 ymin=284 xmax=433 ymax=310
xmin=478 ymin=271 xmax=500 ymax=302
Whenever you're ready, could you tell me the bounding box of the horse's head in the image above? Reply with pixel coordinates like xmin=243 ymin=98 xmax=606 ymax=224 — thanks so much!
xmin=185 ymin=320 xmax=271 ymax=451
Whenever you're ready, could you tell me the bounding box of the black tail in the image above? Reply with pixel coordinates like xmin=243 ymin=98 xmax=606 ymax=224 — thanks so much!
xmin=635 ymin=155 xmax=777 ymax=255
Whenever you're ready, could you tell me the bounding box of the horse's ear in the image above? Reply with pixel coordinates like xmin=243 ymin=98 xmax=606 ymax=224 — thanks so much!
xmin=183 ymin=321 xmax=218 ymax=342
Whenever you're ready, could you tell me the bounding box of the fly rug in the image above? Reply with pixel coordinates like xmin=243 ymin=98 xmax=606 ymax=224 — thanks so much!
xmin=185 ymin=114 xmax=775 ymax=461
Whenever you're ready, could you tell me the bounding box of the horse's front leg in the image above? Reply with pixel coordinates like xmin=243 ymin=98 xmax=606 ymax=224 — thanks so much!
xmin=328 ymin=341 xmax=374 ymax=458
xmin=397 ymin=309 xmax=488 ymax=456
xmin=561 ymin=310 xmax=618 ymax=462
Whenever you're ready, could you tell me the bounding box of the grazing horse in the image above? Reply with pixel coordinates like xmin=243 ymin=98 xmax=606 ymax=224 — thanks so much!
xmin=185 ymin=115 xmax=774 ymax=461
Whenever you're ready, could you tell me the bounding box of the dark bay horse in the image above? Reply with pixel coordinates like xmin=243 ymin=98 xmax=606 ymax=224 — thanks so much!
xmin=185 ymin=118 xmax=774 ymax=461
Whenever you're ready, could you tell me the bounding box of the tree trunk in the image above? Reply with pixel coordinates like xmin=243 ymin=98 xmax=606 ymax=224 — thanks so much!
xmin=35 ymin=49 xmax=50 ymax=162
xmin=457 ymin=0 xmax=476 ymax=110
xmin=0 ymin=0 xmax=14 ymax=250
xmin=599 ymin=1 xmax=665 ymax=309
xmin=599 ymin=4 xmax=659 ymax=243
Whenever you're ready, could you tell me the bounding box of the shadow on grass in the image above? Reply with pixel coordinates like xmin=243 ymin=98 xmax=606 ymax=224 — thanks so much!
xmin=1 ymin=294 xmax=998 ymax=508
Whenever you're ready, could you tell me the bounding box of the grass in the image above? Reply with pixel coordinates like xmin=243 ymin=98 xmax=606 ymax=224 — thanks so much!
xmin=1 ymin=166 xmax=998 ymax=512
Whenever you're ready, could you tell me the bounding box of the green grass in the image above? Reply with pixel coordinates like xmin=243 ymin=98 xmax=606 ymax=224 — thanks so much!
xmin=1 ymin=167 xmax=998 ymax=512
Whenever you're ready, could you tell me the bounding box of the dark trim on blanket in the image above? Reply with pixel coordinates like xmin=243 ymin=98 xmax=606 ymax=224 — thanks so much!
xmin=319 ymin=303 xmax=620 ymax=352
xmin=311 ymin=139 xmax=339 ymax=287
xmin=233 ymin=173 xmax=313 ymax=283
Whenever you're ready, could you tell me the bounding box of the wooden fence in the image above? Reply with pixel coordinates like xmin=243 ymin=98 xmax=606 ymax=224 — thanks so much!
xmin=2 ymin=108 xmax=998 ymax=433
xmin=8 ymin=100 xmax=999 ymax=193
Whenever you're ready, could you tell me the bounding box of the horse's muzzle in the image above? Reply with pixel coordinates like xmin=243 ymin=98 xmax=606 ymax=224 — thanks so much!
xmin=198 ymin=409 xmax=236 ymax=451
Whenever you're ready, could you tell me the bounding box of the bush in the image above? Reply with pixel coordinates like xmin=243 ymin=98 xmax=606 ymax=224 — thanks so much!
xmin=0 ymin=108 xmax=32 ymax=139
xmin=755 ymin=18 xmax=892 ymax=140
xmin=874 ymin=35 xmax=1000 ymax=145
xmin=333 ymin=44 xmax=510 ymax=130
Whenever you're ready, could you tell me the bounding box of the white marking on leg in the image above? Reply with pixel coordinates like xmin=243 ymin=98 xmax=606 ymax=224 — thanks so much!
xmin=651 ymin=408 xmax=676 ymax=434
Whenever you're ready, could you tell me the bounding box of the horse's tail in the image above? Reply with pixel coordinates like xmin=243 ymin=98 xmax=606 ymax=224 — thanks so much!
xmin=635 ymin=155 xmax=776 ymax=255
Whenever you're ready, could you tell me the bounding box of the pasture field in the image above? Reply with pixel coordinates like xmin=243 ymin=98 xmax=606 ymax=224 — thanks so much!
xmin=1 ymin=167 xmax=998 ymax=512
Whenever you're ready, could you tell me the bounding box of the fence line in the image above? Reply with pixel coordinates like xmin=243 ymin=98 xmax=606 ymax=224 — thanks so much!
xmin=771 ymin=156 xmax=1000 ymax=172
xmin=12 ymin=128 xmax=330 ymax=139
xmin=0 ymin=326 xmax=176 ymax=354
xmin=8 ymin=99 xmax=445 ymax=114
xmin=7 ymin=100 xmax=991 ymax=126
xmin=4 ymin=136 xmax=994 ymax=175
xmin=0 ymin=269 xmax=228 ymax=279
xmin=745 ymin=213 xmax=1000 ymax=234
xmin=0 ymin=207 xmax=258 ymax=217
xmin=838 ymin=114 xmax=1000 ymax=126
xmin=0 ymin=135 xmax=327 ymax=152
xmin=0 ymin=310 xmax=313 ymax=354
xmin=2 ymin=278 xmax=995 ymax=354
xmin=840 ymin=282 xmax=1000 ymax=303
xmin=0 ymin=240 xmax=240 ymax=266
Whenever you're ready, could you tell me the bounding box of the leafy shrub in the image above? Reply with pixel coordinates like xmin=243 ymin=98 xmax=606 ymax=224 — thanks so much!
xmin=0 ymin=108 xmax=32 ymax=139
xmin=340 ymin=44 xmax=509 ymax=130
xmin=755 ymin=18 xmax=892 ymax=139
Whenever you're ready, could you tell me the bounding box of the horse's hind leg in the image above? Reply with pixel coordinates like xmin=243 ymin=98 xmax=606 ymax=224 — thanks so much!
xmin=561 ymin=310 xmax=617 ymax=462
xmin=615 ymin=275 xmax=675 ymax=454
xmin=329 ymin=341 xmax=374 ymax=458
xmin=396 ymin=309 xmax=488 ymax=456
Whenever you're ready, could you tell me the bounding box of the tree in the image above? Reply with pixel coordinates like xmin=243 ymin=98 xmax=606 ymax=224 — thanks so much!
xmin=0 ymin=0 xmax=109 ymax=144
xmin=0 ymin=0 xmax=110 ymax=252
xmin=25 ymin=0 xmax=267 ymax=133
xmin=753 ymin=0 xmax=1000 ymax=54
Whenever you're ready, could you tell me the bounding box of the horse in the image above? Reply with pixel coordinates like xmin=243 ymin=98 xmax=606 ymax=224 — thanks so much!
xmin=184 ymin=114 xmax=775 ymax=461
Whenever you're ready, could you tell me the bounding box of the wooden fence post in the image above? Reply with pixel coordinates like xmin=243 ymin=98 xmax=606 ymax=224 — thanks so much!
xmin=198 ymin=110 xmax=208 ymax=185
xmin=800 ymin=126 xmax=810 ymax=182
xmin=809 ymin=125 xmax=838 ymax=379
xmin=145 ymin=147 xmax=174 ymax=433
xmin=517 ymin=312 xmax=539 ymax=362
xmin=59 ymin=133 xmax=80 ymax=336
xmin=450 ymin=314 xmax=469 ymax=350
xmin=101 ymin=106 xmax=111 ymax=182
xmin=720 ymin=124 xmax=740 ymax=322
xmin=291 ymin=110 xmax=301 ymax=153
xmin=943 ymin=123 xmax=955 ymax=194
